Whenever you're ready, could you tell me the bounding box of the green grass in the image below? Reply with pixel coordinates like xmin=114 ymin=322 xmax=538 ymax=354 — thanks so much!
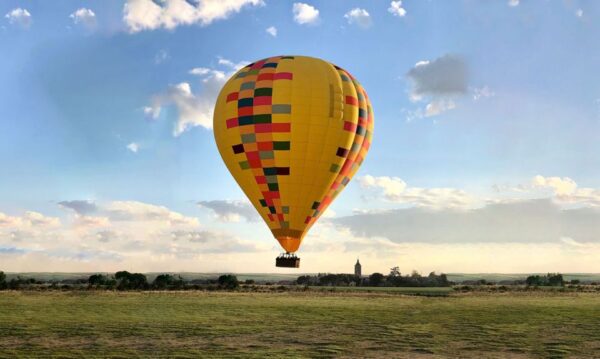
xmin=1 ymin=291 xmax=600 ymax=358
xmin=309 ymin=286 xmax=454 ymax=296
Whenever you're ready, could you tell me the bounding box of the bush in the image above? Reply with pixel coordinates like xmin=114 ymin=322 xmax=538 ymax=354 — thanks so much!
xmin=153 ymin=274 xmax=184 ymax=290
xmin=0 ymin=271 xmax=6 ymax=290
xmin=526 ymin=273 xmax=564 ymax=287
xmin=368 ymin=273 xmax=385 ymax=286
xmin=218 ymin=274 xmax=239 ymax=289
xmin=115 ymin=271 xmax=148 ymax=290
xmin=88 ymin=274 xmax=111 ymax=286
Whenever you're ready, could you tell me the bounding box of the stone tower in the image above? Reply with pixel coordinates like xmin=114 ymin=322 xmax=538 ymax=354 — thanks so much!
xmin=354 ymin=258 xmax=362 ymax=277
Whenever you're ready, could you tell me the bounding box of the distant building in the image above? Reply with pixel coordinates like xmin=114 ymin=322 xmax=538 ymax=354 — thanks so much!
xmin=354 ymin=258 xmax=362 ymax=277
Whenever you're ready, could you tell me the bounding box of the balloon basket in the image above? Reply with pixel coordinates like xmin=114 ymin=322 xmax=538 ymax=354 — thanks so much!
xmin=276 ymin=253 xmax=300 ymax=268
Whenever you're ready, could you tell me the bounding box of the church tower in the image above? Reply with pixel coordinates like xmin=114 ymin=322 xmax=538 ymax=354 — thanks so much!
xmin=354 ymin=258 xmax=362 ymax=277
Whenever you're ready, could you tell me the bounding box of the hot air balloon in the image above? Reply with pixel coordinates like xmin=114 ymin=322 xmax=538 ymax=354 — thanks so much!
xmin=213 ymin=55 xmax=373 ymax=267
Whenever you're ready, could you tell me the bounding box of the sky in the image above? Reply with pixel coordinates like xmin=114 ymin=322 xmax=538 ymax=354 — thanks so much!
xmin=1 ymin=0 xmax=600 ymax=274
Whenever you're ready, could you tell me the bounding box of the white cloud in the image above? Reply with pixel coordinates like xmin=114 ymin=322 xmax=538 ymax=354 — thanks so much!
xmin=95 ymin=230 xmax=119 ymax=243
xmin=23 ymin=211 xmax=61 ymax=228
xmin=532 ymin=175 xmax=577 ymax=196
xmin=69 ymin=8 xmax=96 ymax=28
xmin=321 ymin=208 xmax=336 ymax=219
xmin=148 ymin=82 xmax=214 ymax=135
xmin=359 ymin=175 xmax=475 ymax=210
xmin=293 ymin=3 xmax=319 ymax=25
xmin=344 ymin=8 xmax=371 ymax=29
xmin=266 ymin=25 xmax=277 ymax=37
xmin=154 ymin=49 xmax=170 ymax=64
xmin=170 ymin=230 xmax=259 ymax=253
xmin=508 ymin=0 xmax=519 ymax=7
xmin=576 ymin=9 xmax=583 ymax=18
xmin=536 ymin=178 xmax=600 ymax=208
xmin=333 ymin=199 xmax=600 ymax=245
xmin=0 ymin=211 xmax=60 ymax=229
xmin=5 ymin=193 xmax=600 ymax=272
xmin=189 ymin=67 xmax=211 ymax=76
xmin=217 ymin=58 xmax=249 ymax=71
xmin=74 ymin=215 xmax=111 ymax=228
xmin=123 ymin=0 xmax=264 ymax=33
xmin=406 ymin=54 xmax=467 ymax=118
xmin=425 ymin=99 xmax=456 ymax=117
xmin=127 ymin=142 xmax=139 ymax=153
xmin=198 ymin=200 xmax=259 ymax=222
xmin=148 ymin=57 xmax=247 ymax=136
xmin=105 ymin=201 xmax=199 ymax=227
xmin=0 ymin=213 xmax=23 ymax=228
xmin=0 ymin=200 xmax=271 ymax=272
xmin=5 ymin=8 xmax=31 ymax=28
xmin=143 ymin=106 xmax=161 ymax=119
xmin=472 ymin=86 xmax=495 ymax=101
xmin=360 ymin=175 xmax=407 ymax=198
xmin=407 ymin=55 xmax=468 ymax=98
xmin=388 ymin=1 xmax=406 ymax=17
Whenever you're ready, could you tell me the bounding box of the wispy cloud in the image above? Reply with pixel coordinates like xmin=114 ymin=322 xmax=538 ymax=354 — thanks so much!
xmin=5 ymin=8 xmax=31 ymax=28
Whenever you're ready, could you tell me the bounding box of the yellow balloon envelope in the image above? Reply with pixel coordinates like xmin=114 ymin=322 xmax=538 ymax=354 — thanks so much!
xmin=213 ymin=55 xmax=373 ymax=255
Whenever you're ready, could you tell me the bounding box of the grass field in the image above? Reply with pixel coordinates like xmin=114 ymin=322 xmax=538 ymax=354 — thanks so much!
xmin=309 ymin=286 xmax=454 ymax=296
xmin=2 ymin=291 xmax=600 ymax=358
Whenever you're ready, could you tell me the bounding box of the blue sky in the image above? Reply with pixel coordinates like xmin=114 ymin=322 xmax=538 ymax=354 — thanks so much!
xmin=1 ymin=0 xmax=600 ymax=273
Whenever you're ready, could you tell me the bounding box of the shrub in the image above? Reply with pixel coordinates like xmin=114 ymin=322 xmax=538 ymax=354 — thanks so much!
xmin=0 ymin=271 xmax=6 ymax=290
xmin=88 ymin=274 xmax=110 ymax=286
xmin=218 ymin=274 xmax=239 ymax=289
xmin=153 ymin=274 xmax=184 ymax=290
xmin=115 ymin=271 xmax=148 ymax=290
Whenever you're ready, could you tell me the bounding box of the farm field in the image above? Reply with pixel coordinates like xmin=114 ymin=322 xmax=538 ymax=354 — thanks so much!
xmin=1 ymin=291 xmax=600 ymax=358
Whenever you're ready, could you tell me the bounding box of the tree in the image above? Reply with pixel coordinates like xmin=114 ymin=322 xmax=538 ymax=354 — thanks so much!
xmin=386 ymin=267 xmax=403 ymax=286
xmin=369 ymin=272 xmax=385 ymax=287
xmin=115 ymin=271 xmax=148 ymax=290
xmin=296 ymin=275 xmax=312 ymax=285
xmin=0 ymin=271 xmax=6 ymax=290
xmin=218 ymin=274 xmax=239 ymax=289
xmin=153 ymin=274 xmax=184 ymax=290
xmin=88 ymin=274 xmax=110 ymax=286
xmin=547 ymin=273 xmax=564 ymax=287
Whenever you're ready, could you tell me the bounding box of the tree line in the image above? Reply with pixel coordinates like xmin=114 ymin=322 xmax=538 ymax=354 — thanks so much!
xmin=0 ymin=270 xmax=574 ymax=291
xmin=525 ymin=273 xmax=564 ymax=287
xmin=297 ymin=267 xmax=452 ymax=287
xmin=0 ymin=271 xmax=242 ymax=291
